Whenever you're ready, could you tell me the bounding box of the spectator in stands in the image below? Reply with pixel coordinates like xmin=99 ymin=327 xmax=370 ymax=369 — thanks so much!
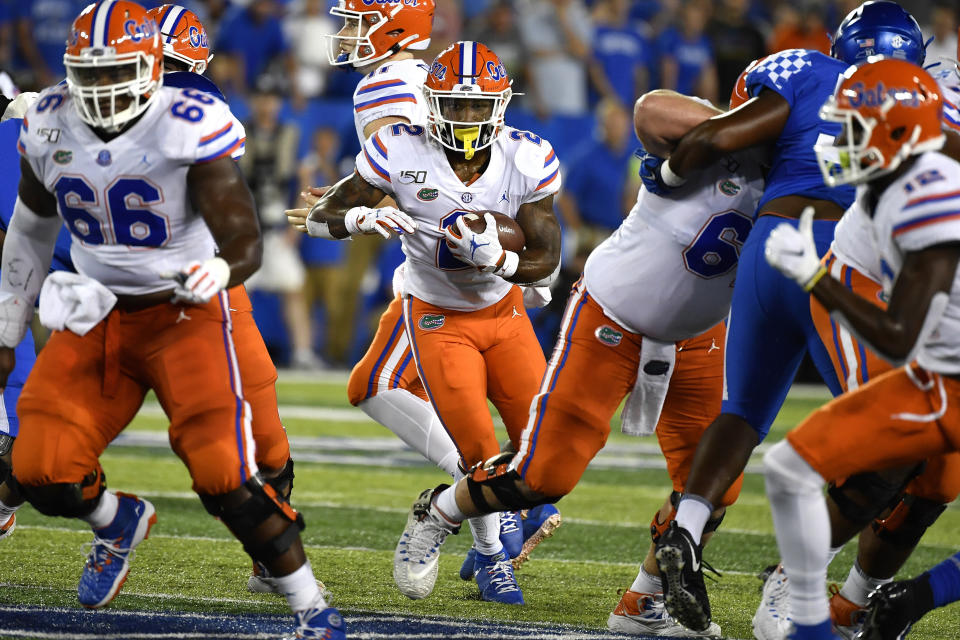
xmin=214 ymin=0 xmax=302 ymax=106
xmin=657 ymin=0 xmax=717 ymax=106
xmin=556 ymin=98 xmax=634 ymax=271
xmin=285 ymin=0 xmax=336 ymax=99
xmin=925 ymin=1 xmax=958 ymax=64
xmin=12 ymin=0 xmax=88 ymax=89
xmin=518 ymin=0 xmax=593 ymax=118
xmin=708 ymin=0 xmax=767 ymax=101
xmin=239 ymin=77 xmax=319 ymax=370
xmin=296 ymin=127 xmax=350 ymax=366
xmin=768 ymin=0 xmax=831 ymax=55
xmin=465 ymin=0 xmax=525 ymax=80
xmin=589 ymin=0 xmax=651 ymax=108
xmin=0 ymin=5 xmax=11 ymax=71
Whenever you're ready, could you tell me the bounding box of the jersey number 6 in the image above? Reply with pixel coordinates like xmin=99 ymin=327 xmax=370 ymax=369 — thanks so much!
xmin=683 ymin=210 xmax=752 ymax=279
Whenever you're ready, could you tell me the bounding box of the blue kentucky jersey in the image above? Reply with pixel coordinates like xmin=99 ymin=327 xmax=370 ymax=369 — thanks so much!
xmin=0 ymin=118 xmax=74 ymax=272
xmin=164 ymin=71 xmax=227 ymax=102
xmin=745 ymin=49 xmax=855 ymax=212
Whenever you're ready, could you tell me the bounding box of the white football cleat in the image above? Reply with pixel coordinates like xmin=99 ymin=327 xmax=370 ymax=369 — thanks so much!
xmin=608 ymin=589 xmax=722 ymax=637
xmin=393 ymin=485 xmax=458 ymax=600
xmin=753 ymin=564 xmax=793 ymax=640
xmin=247 ymin=561 xmax=330 ymax=602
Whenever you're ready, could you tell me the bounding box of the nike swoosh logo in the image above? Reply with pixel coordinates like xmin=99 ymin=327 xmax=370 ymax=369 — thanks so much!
xmin=687 ymin=539 xmax=701 ymax=573
xmin=405 ymin=558 xmax=437 ymax=580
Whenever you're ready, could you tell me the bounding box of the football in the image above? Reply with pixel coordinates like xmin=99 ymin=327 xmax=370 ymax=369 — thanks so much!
xmin=448 ymin=211 xmax=526 ymax=253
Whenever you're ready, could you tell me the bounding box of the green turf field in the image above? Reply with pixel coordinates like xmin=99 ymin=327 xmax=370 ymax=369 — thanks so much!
xmin=0 ymin=372 xmax=957 ymax=639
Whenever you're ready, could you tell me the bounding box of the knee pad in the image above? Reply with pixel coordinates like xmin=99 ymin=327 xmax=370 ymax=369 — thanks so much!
xmin=650 ymin=491 xmax=681 ymax=543
xmin=828 ymin=464 xmax=925 ymax=528
xmin=871 ymin=495 xmax=947 ymax=550
xmin=465 ymin=453 xmax=558 ymax=512
xmin=264 ymin=459 xmax=294 ymax=502
xmin=200 ymin=474 xmax=304 ymax=562
xmin=22 ymin=472 xmax=105 ymax=519
xmin=0 ymin=435 xmax=12 ymax=486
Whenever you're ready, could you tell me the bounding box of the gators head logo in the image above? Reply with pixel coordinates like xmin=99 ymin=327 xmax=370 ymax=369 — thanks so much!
xmin=595 ymin=325 xmax=623 ymax=347
xmin=419 ymin=314 xmax=445 ymax=330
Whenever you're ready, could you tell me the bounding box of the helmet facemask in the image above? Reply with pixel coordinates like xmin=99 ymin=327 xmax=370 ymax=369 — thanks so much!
xmin=327 ymin=5 xmax=418 ymax=68
xmin=424 ymin=87 xmax=511 ymax=159
xmin=65 ymin=49 xmax=161 ymax=132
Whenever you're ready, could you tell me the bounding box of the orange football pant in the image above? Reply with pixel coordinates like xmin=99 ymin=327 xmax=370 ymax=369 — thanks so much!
xmin=788 ymin=364 xmax=960 ymax=484
xmin=230 ymin=286 xmax=290 ymax=473
xmin=13 ymin=288 xmax=260 ymax=497
xmin=811 ymin=252 xmax=960 ymax=502
xmin=513 ymin=280 xmax=742 ymax=504
xmin=402 ymin=286 xmax=545 ymax=469
xmin=347 ymin=294 xmax=427 ymax=406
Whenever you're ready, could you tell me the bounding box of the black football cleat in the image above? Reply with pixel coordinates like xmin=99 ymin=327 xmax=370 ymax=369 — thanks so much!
xmin=655 ymin=521 xmax=713 ymax=633
xmin=855 ymin=581 xmax=923 ymax=640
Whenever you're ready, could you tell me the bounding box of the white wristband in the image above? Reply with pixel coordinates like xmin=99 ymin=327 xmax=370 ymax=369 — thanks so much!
xmin=495 ymin=251 xmax=519 ymax=279
xmin=660 ymin=158 xmax=687 ymax=187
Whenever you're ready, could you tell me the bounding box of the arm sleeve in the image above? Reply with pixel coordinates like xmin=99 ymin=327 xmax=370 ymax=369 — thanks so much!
xmin=354 ymin=127 xmax=393 ymax=193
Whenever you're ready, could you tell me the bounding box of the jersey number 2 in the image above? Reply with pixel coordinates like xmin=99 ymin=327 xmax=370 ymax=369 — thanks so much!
xmin=682 ymin=210 xmax=752 ymax=279
xmin=55 ymin=176 xmax=169 ymax=247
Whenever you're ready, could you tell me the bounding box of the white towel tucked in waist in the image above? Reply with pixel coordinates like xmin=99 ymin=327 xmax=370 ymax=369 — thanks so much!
xmin=39 ymin=271 xmax=117 ymax=336
xmin=621 ymin=336 xmax=676 ymax=437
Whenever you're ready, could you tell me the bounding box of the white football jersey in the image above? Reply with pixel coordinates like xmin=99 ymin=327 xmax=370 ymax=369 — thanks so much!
xmin=352 ymin=58 xmax=430 ymax=143
xmin=356 ymin=124 xmax=562 ymax=311
xmin=584 ymin=153 xmax=764 ymax=342
xmin=830 ymin=61 xmax=960 ymax=287
xmin=19 ymin=85 xmax=245 ymax=295
xmin=868 ymin=151 xmax=960 ymax=374
xmin=830 ymin=198 xmax=883 ymax=282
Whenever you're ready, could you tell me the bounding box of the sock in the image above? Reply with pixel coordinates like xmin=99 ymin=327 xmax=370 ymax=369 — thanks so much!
xmin=273 ymin=561 xmax=325 ymax=612
xmin=630 ymin=564 xmax=662 ymax=594
xmin=675 ymin=495 xmax=713 ymax=545
xmin=790 ymin=619 xmax=834 ymax=640
xmin=433 ymin=485 xmax=466 ymax=527
xmin=764 ymin=442 xmax=830 ymax=626
xmin=925 ymin=551 xmax=960 ymax=610
xmin=0 ymin=497 xmax=19 ymax=527
xmin=359 ymin=391 xmax=460 ymax=476
xmin=468 ymin=512 xmax=501 ymax=555
xmin=81 ymin=491 xmax=119 ymax=530
xmin=839 ymin=559 xmax=891 ymax=607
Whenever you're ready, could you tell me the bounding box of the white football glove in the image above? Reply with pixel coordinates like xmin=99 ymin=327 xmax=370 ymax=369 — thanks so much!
xmin=344 ymin=206 xmax=416 ymax=239
xmin=764 ymin=206 xmax=826 ymax=291
xmin=2 ymin=92 xmax=39 ymax=122
xmin=165 ymin=257 xmax=231 ymax=305
xmin=445 ymin=212 xmax=519 ymax=278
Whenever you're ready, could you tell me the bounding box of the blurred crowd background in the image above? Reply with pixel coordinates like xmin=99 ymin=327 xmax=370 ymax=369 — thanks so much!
xmin=0 ymin=0 xmax=952 ymax=370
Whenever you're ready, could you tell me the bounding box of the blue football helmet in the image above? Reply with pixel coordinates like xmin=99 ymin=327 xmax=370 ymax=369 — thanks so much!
xmin=831 ymin=1 xmax=925 ymax=66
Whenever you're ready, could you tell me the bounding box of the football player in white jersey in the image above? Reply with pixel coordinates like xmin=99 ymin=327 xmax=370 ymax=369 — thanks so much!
xmin=762 ymin=58 xmax=960 ymax=640
xmin=304 ymin=41 xmax=561 ymax=605
xmin=372 ymin=72 xmax=762 ymax=633
xmin=0 ymin=3 xmax=343 ymax=637
xmin=292 ymin=0 xmax=562 ymax=584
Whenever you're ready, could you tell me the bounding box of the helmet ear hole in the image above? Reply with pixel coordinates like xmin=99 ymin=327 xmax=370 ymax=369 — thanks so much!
xmin=890 ymin=126 xmax=907 ymax=141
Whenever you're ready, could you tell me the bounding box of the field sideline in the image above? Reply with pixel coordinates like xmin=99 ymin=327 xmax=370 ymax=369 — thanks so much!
xmin=0 ymin=371 xmax=957 ymax=640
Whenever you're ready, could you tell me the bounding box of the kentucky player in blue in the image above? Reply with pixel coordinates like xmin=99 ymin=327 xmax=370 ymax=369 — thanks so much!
xmin=639 ymin=2 xmax=929 ymax=635
xmin=0 ymin=104 xmax=75 ymax=541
